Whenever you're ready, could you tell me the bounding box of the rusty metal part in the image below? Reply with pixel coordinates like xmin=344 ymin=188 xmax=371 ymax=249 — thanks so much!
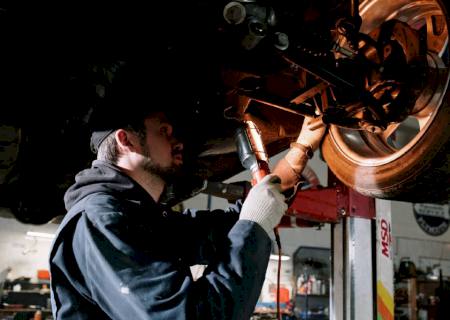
xmin=245 ymin=95 xmax=313 ymax=116
xmin=377 ymin=20 xmax=422 ymax=64
xmin=229 ymin=19 xmax=423 ymax=132
xmin=330 ymin=9 xmax=436 ymax=132
xmin=290 ymin=82 xmax=329 ymax=106
xmin=237 ymin=79 xmax=330 ymax=121
xmin=367 ymin=80 xmax=407 ymax=123
xmin=235 ymin=74 xmax=323 ymax=117
xmin=281 ymin=52 xmax=358 ymax=91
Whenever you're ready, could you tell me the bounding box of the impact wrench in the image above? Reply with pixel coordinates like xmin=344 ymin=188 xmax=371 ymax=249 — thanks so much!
xmin=235 ymin=120 xmax=284 ymax=320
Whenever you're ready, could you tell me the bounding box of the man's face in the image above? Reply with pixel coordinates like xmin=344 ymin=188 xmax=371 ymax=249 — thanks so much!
xmin=137 ymin=112 xmax=184 ymax=182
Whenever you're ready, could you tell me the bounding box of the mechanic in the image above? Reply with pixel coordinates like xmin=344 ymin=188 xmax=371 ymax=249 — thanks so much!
xmin=49 ymin=63 xmax=326 ymax=320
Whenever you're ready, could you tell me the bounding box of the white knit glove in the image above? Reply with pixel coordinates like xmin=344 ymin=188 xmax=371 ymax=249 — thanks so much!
xmin=239 ymin=174 xmax=288 ymax=235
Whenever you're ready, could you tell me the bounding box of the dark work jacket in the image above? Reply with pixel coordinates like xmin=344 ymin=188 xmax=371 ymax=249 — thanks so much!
xmin=49 ymin=160 xmax=271 ymax=319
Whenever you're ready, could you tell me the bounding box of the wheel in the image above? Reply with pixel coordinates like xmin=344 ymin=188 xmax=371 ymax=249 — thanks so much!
xmin=322 ymin=0 xmax=450 ymax=202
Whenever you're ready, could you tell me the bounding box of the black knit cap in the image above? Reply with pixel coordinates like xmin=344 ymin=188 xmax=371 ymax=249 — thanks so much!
xmin=80 ymin=0 xmax=227 ymax=153
xmin=89 ymin=60 xmax=174 ymax=153
xmin=88 ymin=29 xmax=222 ymax=154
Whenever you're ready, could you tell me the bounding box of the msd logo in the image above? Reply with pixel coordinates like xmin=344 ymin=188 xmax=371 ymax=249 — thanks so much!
xmin=380 ymin=219 xmax=391 ymax=258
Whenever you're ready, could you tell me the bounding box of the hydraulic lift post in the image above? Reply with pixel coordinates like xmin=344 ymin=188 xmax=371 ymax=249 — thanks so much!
xmin=279 ymin=173 xmax=394 ymax=320
xmin=330 ymin=187 xmax=376 ymax=320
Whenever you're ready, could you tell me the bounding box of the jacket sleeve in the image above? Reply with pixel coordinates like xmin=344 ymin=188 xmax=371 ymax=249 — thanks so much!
xmin=174 ymin=200 xmax=242 ymax=265
xmin=75 ymin=195 xmax=271 ymax=320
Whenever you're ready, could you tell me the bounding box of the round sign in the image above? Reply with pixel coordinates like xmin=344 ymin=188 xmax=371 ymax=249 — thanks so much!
xmin=413 ymin=203 xmax=450 ymax=236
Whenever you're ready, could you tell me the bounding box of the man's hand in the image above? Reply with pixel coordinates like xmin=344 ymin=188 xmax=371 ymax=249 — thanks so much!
xmin=239 ymin=174 xmax=288 ymax=235
xmin=296 ymin=116 xmax=327 ymax=151
xmin=273 ymin=116 xmax=327 ymax=191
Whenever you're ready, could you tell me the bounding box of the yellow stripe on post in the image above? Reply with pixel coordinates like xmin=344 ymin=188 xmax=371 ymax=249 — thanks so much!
xmin=377 ymin=281 xmax=394 ymax=313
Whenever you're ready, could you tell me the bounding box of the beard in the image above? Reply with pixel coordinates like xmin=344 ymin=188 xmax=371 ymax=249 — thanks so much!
xmin=141 ymin=146 xmax=183 ymax=183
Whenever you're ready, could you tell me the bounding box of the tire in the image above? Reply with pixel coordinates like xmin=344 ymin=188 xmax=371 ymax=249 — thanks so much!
xmin=322 ymin=0 xmax=450 ymax=203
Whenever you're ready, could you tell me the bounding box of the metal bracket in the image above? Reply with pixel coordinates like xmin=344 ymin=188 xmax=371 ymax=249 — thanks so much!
xmin=280 ymin=172 xmax=375 ymax=227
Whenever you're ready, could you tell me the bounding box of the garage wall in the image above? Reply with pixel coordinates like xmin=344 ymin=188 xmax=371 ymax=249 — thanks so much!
xmin=0 ymin=212 xmax=59 ymax=281
xmin=391 ymin=201 xmax=450 ymax=275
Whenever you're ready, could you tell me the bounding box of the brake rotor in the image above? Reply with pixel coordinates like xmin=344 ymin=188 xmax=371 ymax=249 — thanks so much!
xmin=361 ymin=19 xmax=428 ymax=125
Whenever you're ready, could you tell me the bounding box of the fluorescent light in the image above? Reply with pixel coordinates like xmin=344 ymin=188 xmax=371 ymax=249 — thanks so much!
xmin=270 ymin=254 xmax=290 ymax=261
xmin=26 ymin=231 xmax=55 ymax=239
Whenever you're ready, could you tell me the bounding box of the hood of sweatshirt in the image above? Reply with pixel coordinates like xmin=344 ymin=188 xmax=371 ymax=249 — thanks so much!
xmin=64 ymin=160 xmax=152 ymax=211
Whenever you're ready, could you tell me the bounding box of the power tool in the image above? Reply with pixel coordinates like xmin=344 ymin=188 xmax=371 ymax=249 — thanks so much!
xmin=235 ymin=119 xmax=283 ymax=320
xmin=234 ymin=120 xmax=270 ymax=185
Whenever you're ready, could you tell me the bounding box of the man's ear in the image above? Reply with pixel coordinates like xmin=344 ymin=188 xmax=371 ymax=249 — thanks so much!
xmin=115 ymin=129 xmax=138 ymax=152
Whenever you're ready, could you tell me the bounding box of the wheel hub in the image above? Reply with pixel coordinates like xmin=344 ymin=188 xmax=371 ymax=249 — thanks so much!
xmin=327 ymin=0 xmax=449 ymax=166
xmin=342 ymin=19 xmax=429 ymax=130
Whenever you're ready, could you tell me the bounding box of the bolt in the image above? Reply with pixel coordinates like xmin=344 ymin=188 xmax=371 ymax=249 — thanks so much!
xmin=340 ymin=208 xmax=346 ymax=216
xmin=223 ymin=2 xmax=246 ymax=25
xmin=274 ymin=32 xmax=289 ymax=51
